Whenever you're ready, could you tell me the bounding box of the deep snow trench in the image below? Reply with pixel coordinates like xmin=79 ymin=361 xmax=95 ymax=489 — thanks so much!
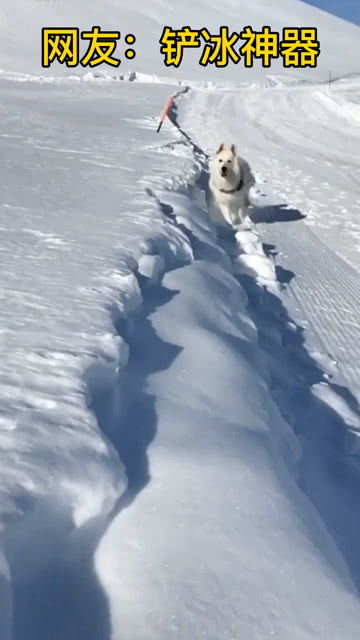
xmin=2 ymin=80 xmax=360 ymax=640
xmin=93 ymin=94 xmax=360 ymax=640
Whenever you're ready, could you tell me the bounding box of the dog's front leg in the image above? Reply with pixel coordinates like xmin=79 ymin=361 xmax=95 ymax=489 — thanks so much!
xmin=219 ymin=204 xmax=234 ymax=227
xmin=238 ymin=207 xmax=254 ymax=230
xmin=230 ymin=206 xmax=243 ymax=227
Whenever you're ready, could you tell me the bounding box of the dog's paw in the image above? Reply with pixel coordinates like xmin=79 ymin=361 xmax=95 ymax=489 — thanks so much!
xmin=234 ymin=220 xmax=252 ymax=232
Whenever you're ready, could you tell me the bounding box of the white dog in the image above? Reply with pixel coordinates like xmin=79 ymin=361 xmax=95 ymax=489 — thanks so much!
xmin=207 ymin=143 xmax=255 ymax=228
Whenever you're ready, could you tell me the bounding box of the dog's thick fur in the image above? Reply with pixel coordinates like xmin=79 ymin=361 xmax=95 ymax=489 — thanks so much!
xmin=207 ymin=143 xmax=255 ymax=228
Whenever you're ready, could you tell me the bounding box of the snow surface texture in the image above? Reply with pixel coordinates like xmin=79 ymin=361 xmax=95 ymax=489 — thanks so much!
xmin=1 ymin=0 xmax=360 ymax=638
xmin=176 ymin=65 xmax=360 ymax=634
xmin=95 ymin=187 xmax=360 ymax=640
xmin=1 ymin=0 xmax=360 ymax=83
xmin=0 ymin=79 xmax=198 ymax=638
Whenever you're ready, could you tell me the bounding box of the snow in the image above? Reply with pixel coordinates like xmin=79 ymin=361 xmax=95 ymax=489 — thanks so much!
xmin=1 ymin=0 xmax=360 ymax=83
xmin=1 ymin=0 xmax=360 ymax=638
xmin=175 ymin=34 xmax=360 ymax=619
xmin=0 ymin=78 xmax=199 ymax=637
xmin=138 ymin=254 xmax=165 ymax=285
xmin=234 ymin=228 xmax=278 ymax=286
xmin=95 ymin=188 xmax=360 ymax=640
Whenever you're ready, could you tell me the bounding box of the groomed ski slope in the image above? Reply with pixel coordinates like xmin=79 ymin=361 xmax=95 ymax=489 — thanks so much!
xmin=1 ymin=0 xmax=360 ymax=638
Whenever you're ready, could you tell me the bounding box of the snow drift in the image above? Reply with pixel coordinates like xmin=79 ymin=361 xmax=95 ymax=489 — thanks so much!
xmin=1 ymin=0 xmax=359 ymax=82
xmin=1 ymin=0 xmax=360 ymax=638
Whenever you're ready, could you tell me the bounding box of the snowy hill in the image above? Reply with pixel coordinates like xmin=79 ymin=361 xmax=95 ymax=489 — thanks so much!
xmin=1 ymin=0 xmax=360 ymax=82
xmin=1 ymin=1 xmax=360 ymax=639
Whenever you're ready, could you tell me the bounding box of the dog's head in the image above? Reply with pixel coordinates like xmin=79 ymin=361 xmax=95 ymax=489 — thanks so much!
xmin=215 ymin=143 xmax=237 ymax=178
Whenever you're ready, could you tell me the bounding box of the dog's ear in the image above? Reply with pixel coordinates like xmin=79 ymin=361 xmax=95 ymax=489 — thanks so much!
xmin=231 ymin=144 xmax=236 ymax=156
xmin=216 ymin=143 xmax=224 ymax=154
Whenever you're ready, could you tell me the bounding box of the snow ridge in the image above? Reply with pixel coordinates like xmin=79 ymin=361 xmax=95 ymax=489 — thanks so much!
xmin=92 ymin=99 xmax=360 ymax=639
xmin=78 ymin=87 xmax=360 ymax=639
xmin=170 ymin=87 xmax=360 ymax=595
xmin=0 ymin=83 xmax=198 ymax=638
xmin=3 ymin=80 xmax=360 ymax=638
xmin=0 ymin=76 xmax=211 ymax=638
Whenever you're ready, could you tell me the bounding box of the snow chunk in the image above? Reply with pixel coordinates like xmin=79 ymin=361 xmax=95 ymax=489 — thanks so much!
xmin=234 ymin=252 xmax=277 ymax=284
xmin=235 ymin=228 xmax=264 ymax=256
xmin=312 ymin=382 xmax=360 ymax=431
xmin=94 ymin=333 xmax=130 ymax=368
xmin=138 ymin=254 xmax=165 ymax=285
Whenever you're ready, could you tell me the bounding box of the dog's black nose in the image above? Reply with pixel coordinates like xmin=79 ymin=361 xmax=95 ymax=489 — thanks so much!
xmin=221 ymin=166 xmax=227 ymax=176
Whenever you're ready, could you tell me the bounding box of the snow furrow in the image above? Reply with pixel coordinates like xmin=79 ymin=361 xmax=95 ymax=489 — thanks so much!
xmin=88 ymin=85 xmax=360 ymax=639
xmin=259 ymin=219 xmax=360 ymax=391
xmin=0 ymin=79 xmax=198 ymax=640
xmin=2 ymin=0 xmax=360 ymax=638
xmin=95 ymin=175 xmax=360 ymax=640
xmin=171 ymin=82 xmax=360 ymax=608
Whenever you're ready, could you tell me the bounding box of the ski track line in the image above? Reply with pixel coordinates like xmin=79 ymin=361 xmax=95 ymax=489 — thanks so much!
xmin=258 ymin=219 xmax=360 ymax=392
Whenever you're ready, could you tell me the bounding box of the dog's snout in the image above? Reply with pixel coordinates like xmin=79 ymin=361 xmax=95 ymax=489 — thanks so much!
xmin=221 ymin=166 xmax=227 ymax=176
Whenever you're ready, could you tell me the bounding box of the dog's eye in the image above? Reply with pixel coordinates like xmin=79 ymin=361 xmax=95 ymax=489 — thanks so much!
xmin=219 ymin=159 xmax=223 ymax=163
